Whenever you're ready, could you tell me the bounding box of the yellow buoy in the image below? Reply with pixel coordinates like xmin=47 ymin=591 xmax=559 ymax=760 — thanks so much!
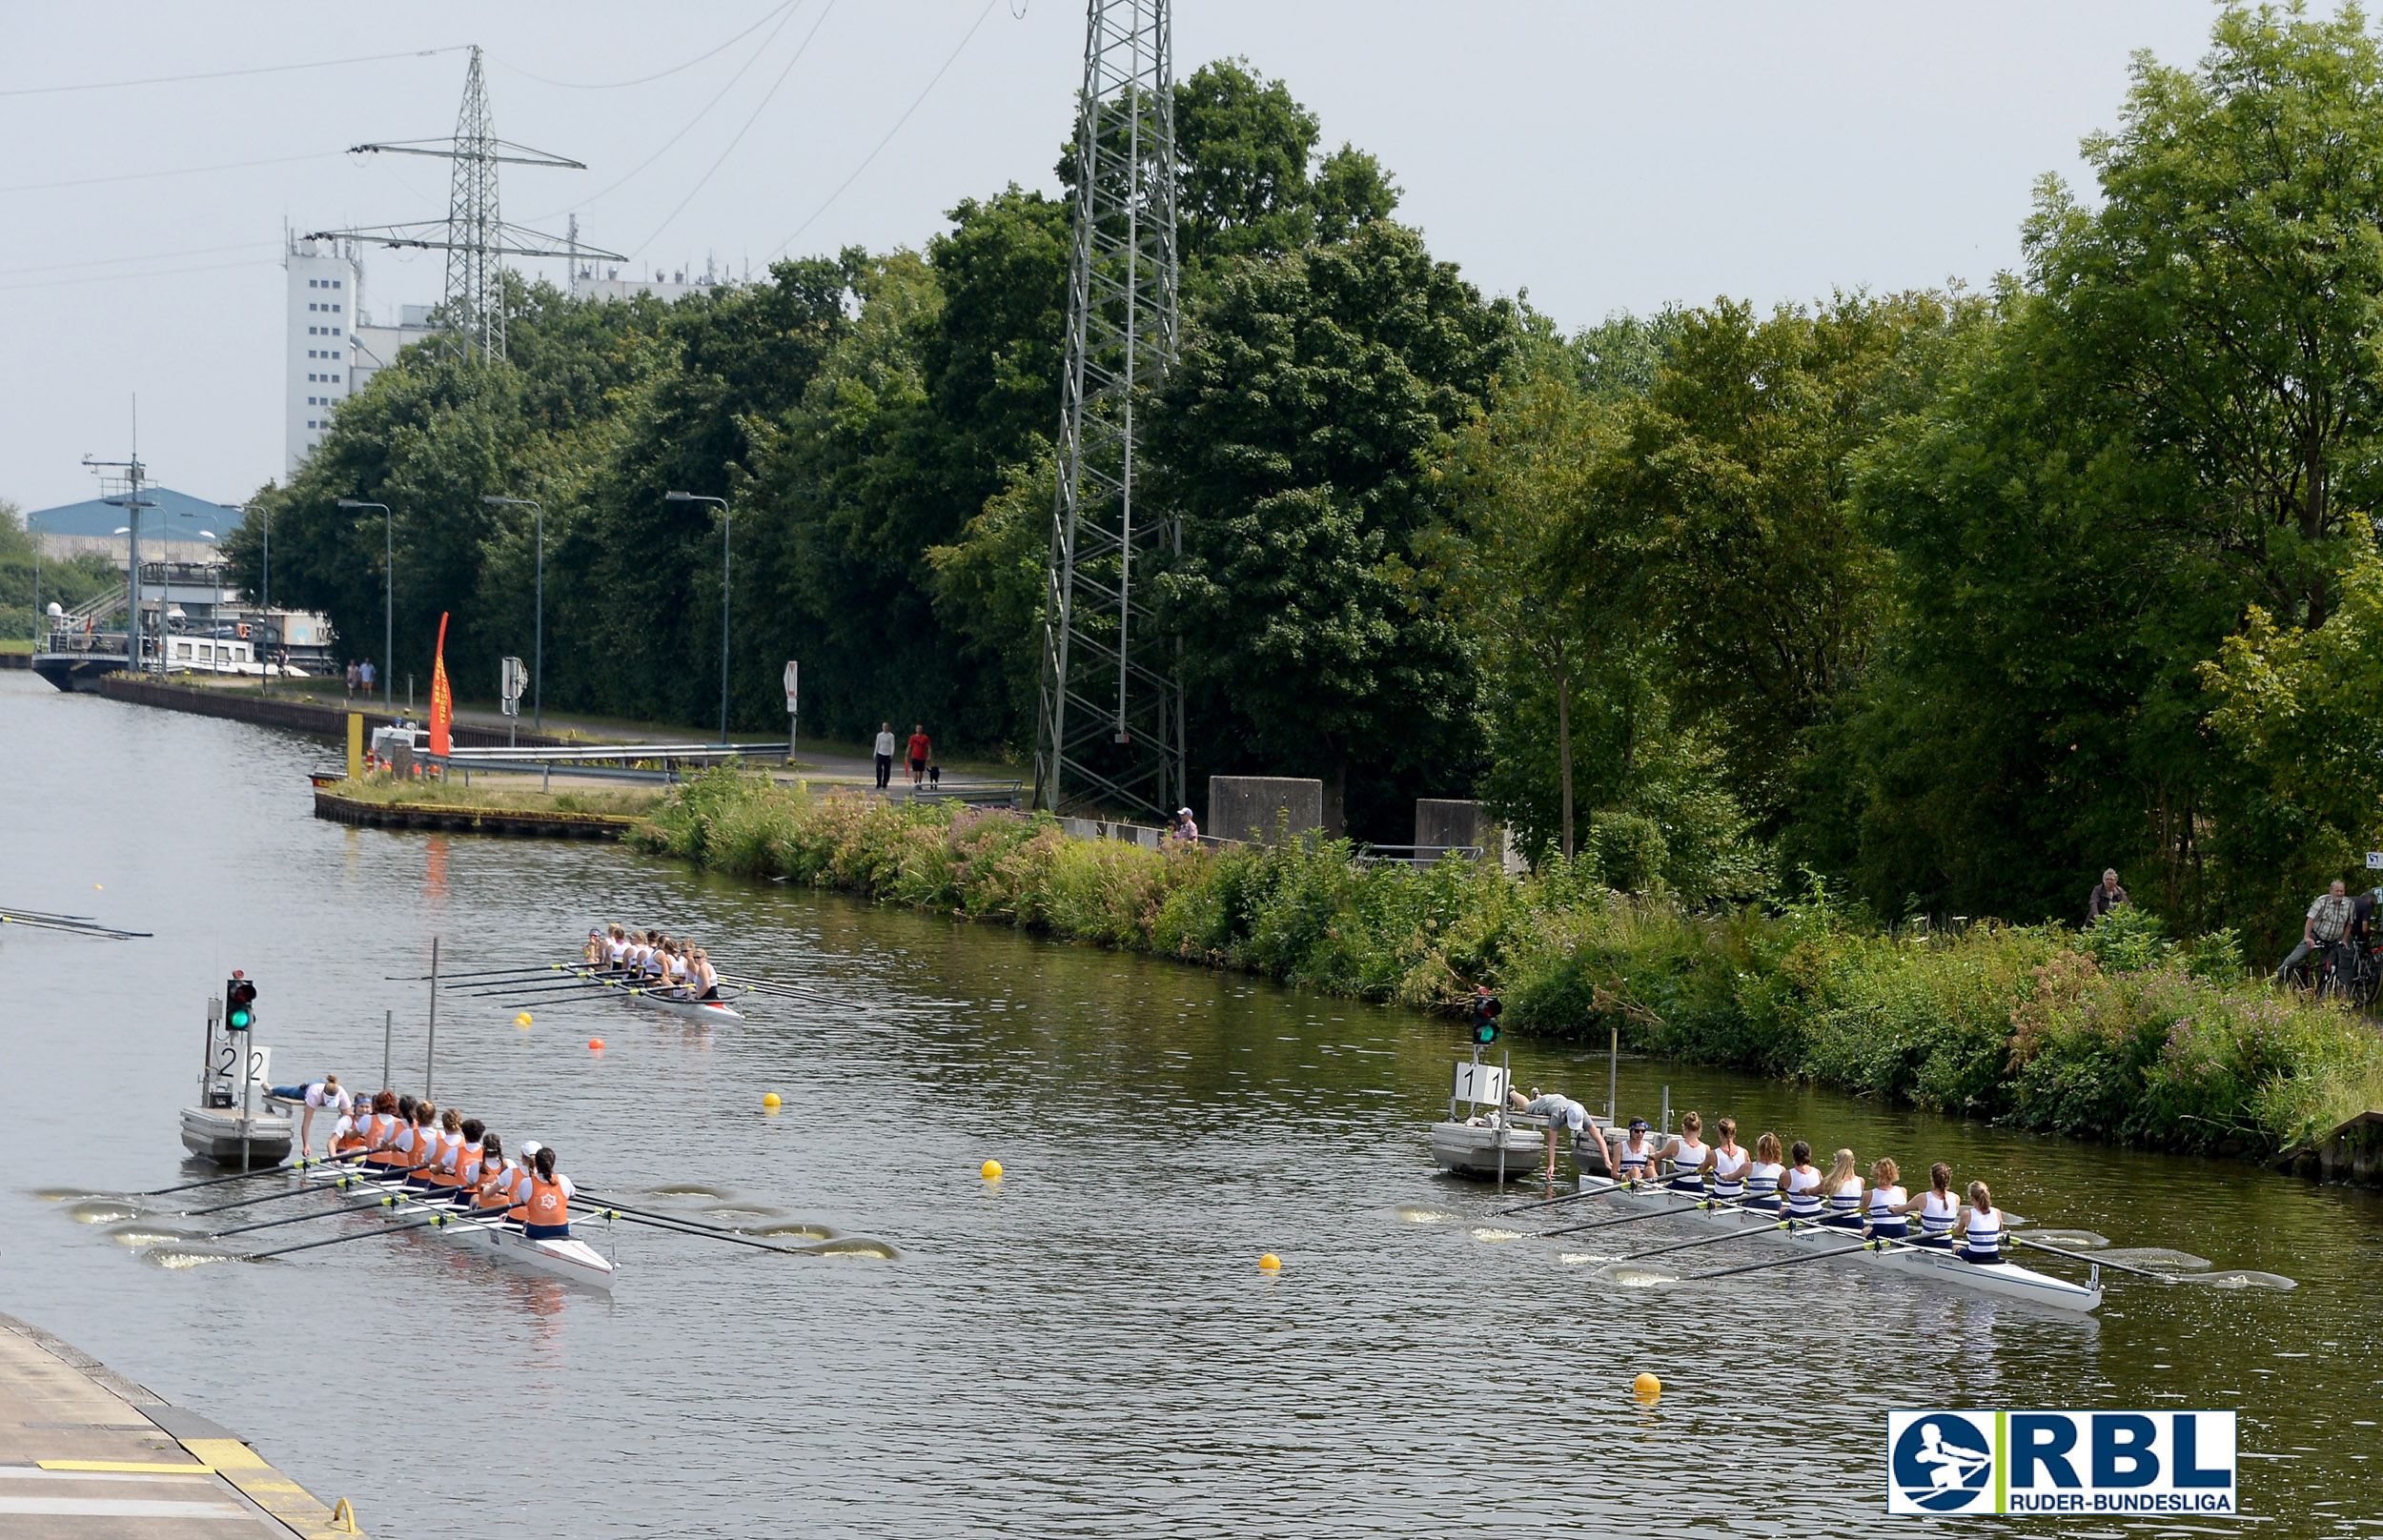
xmin=515 ymin=1012 xmax=533 ymax=1028
xmin=1259 ymin=1253 xmax=1281 ymax=1271
xmin=763 ymin=1092 xmax=782 ymax=1110
xmin=980 ymin=1160 xmax=1003 ymax=1181
xmin=1633 ymin=1372 xmax=1661 ymax=1402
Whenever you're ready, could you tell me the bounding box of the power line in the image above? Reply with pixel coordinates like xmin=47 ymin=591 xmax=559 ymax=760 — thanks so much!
xmin=0 ymin=256 xmax=279 ymax=293
xmin=630 ymin=2 xmax=838 ymax=257
xmin=494 ymin=3 xmax=800 ymax=90
xmin=0 ymin=240 xmax=277 ymax=277
xmin=0 ymin=152 xmax=340 ymax=196
xmin=525 ymin=0 xmax=814 ymax=223
xmin=0 ymin=46 xmax=466 ymax=99
xmin=766 ymin=0 xmax=1003 ymax=262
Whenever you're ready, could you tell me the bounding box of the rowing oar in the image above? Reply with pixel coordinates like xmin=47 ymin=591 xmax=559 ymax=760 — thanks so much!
xmin=592 ymin=1207 xmax=816 ymax=1257
xmin=1621 ymin=1218 xmax=1819 ymax=1263
xmin=2004 ymin=1234 xmax=2178 ymax=1283
xmin=244 ymin=1212 xmax=459 ymax=1261
xmin=1494 ymin=1182 xmax=1621 ymax=1217
xmin=713 ymin=973 xmax=864 ymax=1008
xmin=1678 ymin=1238 xmax=1884 ymax=1283
xmin=574 ymin=1192 xmax=792 ymax=1239
xmin=210 ymin=1186 xmax=408 ymax=1239
xmin=183 ymin=1181 xmax=355 ymax=1218
xmin=393 ymin=964 xmax=560 ymax=983
xmin=134 ymin=1165 xmax=298 ymax=1198
xmin=1540 ymin=1186 xmax=1728 ymax=1237
xmin=0 ymin=912 xmax=151 ymax=940
xmin=447 ymin=981 xmax=608 ymax=1001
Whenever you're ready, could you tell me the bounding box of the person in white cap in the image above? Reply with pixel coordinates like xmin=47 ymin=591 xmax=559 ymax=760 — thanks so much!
xmin=1508 ymin=1085 xmax=1590 ymax=1180
xmin=1170 ymin=807 xmax=1199 ymax=841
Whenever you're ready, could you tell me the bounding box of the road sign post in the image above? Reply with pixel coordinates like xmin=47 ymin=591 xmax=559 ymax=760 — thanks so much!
xmin=499 ymin=656 xmax=525 ymax=748
xmin=784 ymin=660 xmax=799 ymax=765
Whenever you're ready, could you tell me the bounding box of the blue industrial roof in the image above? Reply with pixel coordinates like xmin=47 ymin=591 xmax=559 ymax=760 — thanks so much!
xmin=23 ymin=487 xmax=243 ymax=537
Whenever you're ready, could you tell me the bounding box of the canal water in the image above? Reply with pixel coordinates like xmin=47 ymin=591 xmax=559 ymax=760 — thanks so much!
xmin=1 ymin=671 xmax=2377 ymax=1537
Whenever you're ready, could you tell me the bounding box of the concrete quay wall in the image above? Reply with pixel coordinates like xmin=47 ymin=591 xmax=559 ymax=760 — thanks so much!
xmin=96 ymin=676 xmax=564 ymax=750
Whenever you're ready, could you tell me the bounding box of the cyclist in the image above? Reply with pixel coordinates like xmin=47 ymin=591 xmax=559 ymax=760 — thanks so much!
xmin=2275 ymin=879 xmax=2356 ymax=988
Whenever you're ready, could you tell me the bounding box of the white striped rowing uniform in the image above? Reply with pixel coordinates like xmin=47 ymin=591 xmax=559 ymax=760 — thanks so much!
xmin=1665 ymin=1138 xmax=1709 ymax=1194
xmin=1865 ymin=1184 xmax=1910 ymax=1239
xmin=1823 ymin=1178 xmax=1864 ymax=1228
xmin=1958 ymin=1206 xmax=2004 ymax=1264
xmin=1709 ymin=1145 xmax=1750 ymax=1201
xmin=606 ymin=939 xmax=629 ymax=967
xmin=1613 ymin=1135 xmax=1657 ymax=1182
xmin=1915 ymin=1189 xmax=1958 ymax=1247
xmin=1782 ymin=1166 xmax=1823 ymax=1219
xmin=1744 ymin=1160 xmax=1784 ymax=1210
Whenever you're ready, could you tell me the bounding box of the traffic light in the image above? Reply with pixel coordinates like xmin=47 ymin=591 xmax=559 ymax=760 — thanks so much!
xmin=226 ymin=972 xmax=257 ymax=1031
xmin=1472 ymin=1016 xmax=1499 ymax=1045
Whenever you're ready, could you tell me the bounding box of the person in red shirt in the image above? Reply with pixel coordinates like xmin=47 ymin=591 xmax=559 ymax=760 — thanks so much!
xmin=906 ymin=725 xmax=931 ymax=788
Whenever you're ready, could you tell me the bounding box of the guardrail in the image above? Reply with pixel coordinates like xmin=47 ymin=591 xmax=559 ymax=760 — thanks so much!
xmin=910 ymin=781 xmax=1026 ymax=809
xmin=429 ymin=742 xmax=788 ymax=790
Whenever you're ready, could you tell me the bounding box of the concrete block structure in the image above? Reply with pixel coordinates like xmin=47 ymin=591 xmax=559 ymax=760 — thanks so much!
xmin=1414 ymin=799 xmax=1491 ymax=856
xmin=1209 ymin=777 xmax=1323 ymax=844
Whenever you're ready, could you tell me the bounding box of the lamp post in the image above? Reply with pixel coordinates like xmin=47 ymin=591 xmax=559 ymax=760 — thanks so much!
xmin=256 ymin=499 xmax=270 ymax=694
xmin=337 ymin=499 xmax=392 ymax=707
xmin=665 ymin=491 xmax=730 ymax=745
xmin=482 ymin=496 xmax=543 ymax=730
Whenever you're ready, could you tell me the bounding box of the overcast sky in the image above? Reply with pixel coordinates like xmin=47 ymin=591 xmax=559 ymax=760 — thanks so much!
xmin=1 ymin=1 xmax=2221 ymax=513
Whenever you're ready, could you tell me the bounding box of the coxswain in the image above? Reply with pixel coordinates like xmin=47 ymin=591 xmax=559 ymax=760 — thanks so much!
xmin=265 ymin=1074 xmax=349 ymax=1158
xmin=1743 ymin=1132 xmax=1786 ymax=1211
xmin=1952 ymin=1181 xmax=2005 ymax=1265
xmin=1819 ymin=1148 xmax=1864 ymax=1229
xmin=1658 ymin=1111 xmax=1710 ymax=1197
xmin=1909 ymin=1163 xmax=1959 ymax=1249
xmin=1506 ymin=1086 xmax=1588 ymax=1181
xmin=1864 ymin=1157 xmax=1911 ymax=1241
xmin=1705 ymin=1117 xmax=1750 ymax=1205
xmin=1781 ymin=1140 xmax=1824 ymax=1223
xmin=522 ymin=1145 xmax=576 ymax=1241
xmin=582 ymin=929 xmax=605 ymax=966
xmin=1608 ymin=1118 xmax=1658 ymax=1184
xmin=330 ymin=1098 xmax=371 ymax=1158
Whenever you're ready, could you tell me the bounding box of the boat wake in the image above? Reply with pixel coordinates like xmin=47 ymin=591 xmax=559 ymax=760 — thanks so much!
xmin=747 ymin=1223 xmax=836 ymax=1240
xmin=2027 ymin=1229 xmax=2110 ymax=1249
xmin=798 ymin=1237 xmax=899 ymax=1260
xmin=31 ymin=1187 xmax=121 ymax=1203
xmin=140 ymin=1245 xmax=236 ymax=1270
xmin=106 ymin=1224 xmax=210 ymax=1246
xmin=2188 ymin=1269 xmax=2296 ymax=1290
xmin=1468 ymin=1226 xmax=1525 ymax=1243
xmin=1392 ymin=1204 xmax=1456 ymax=1225
xmin=2096 ymin=1247 xmax=2211 ymax=1271
xmin=65 ymin=1200 xmax=139 ymax=1225
xmin=1603 ymin=1265 xmax=1677 ymax=1289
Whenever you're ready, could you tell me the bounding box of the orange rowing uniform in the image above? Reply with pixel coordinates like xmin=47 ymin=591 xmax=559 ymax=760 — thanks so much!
xmin=364 ymin=1114 xmax=399 ymax=1167
xmin=430 ymin=1132 xmax=464 ymax=1189
xmin=334 ymin=1119 xmax=367 ymax=1155
xmin=474 ymin=1162 xmax=514 ymax=1212
xmin=525 ymin=1175 xmax=569 ymax=1235
xmin=504 ymin=1167 xmax=535 ymax=1223
xmin=455 ymin=1142 xmax=483 ymax=1190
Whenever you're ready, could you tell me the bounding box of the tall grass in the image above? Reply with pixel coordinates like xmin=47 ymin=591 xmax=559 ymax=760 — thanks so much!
xmin=634 ymin=771 xmax=2383 ymax=1155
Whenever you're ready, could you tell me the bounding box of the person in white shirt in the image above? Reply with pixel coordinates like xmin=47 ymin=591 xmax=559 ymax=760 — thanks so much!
xmin=265 ymin=1074 xmax=350 ymax=1157
xmin=873 ymin=721 xmax=896 ymax=790
xmin=1508 ymin=1085 xmax=1589 ymax=1181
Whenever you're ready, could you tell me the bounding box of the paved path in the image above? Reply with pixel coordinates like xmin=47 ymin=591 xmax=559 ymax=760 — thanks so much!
xmin=0 ymin=1313 xmax=361 ymax=1538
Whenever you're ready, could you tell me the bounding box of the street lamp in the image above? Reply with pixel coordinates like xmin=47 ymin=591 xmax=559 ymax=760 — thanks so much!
xmin=665 ymin=491 xmax=730 ymax=745
xmin=483 ymin=496 xmax=543 ymax=730
xmin=336 ymin=499 xmax=392 ymax=707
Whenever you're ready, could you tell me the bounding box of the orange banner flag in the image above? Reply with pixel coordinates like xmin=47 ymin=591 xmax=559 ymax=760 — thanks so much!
xmin=428 ymin=611 xmax=453 ymax=758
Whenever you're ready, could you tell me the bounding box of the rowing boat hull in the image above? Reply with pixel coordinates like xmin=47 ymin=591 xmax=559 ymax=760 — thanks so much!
xmin=563 ymin=967 xmax=745 ymax=1024
xmin=318 ymin=1169 xmax=617 ymax=1290
xmin=1581 ymin=1179 xmax=2102 ymax=1313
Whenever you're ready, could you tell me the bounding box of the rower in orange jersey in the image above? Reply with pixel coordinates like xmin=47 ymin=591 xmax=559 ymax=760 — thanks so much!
xmin=522 ymin=1145 xmax=576 ymax=1241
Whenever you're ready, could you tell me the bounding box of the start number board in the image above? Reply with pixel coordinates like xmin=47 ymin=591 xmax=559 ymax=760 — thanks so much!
xmin=1452 ymin=1060 xmax=1508 ymax=1107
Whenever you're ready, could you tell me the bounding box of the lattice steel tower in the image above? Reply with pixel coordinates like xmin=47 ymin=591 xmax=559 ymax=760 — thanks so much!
xmin=307 ymin=46 xmax=618 ymax=363
xmin=1033 ymin=0 xmax=1184 ymax=819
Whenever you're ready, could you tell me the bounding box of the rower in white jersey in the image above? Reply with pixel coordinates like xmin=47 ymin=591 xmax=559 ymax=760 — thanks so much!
xmin=1864 ymin=1157 xmax=1911 ymax=1240
xmin=604 ymin=924 xmax=633 ymax=971
xmin=1951 ymin=1180 xmax=2006 ymax=1265
xmin=1608 ymin=1118 xmax=1659 ymax=1184
xmin=1781 ymin=1140 xmax=1825 ymax=1222
xmin=1704 ymin=1117 xmax=1751 ymax=1204
xmin=1743 ymin=1132 xmax=1786 ymax=1211
xmin=664 ymin=942 xmax=692 ymax=997
xmin=1819 ymin=1147 xmax=1865 ymax=1229
xmin=1909 ymin=1163 xmax=1960 ymax=1248
xmin=1657 ymin=1111 xmax=1710 ymax=1196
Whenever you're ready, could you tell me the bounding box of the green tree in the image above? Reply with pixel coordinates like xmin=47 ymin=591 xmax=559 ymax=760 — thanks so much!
xmin=1173 ymin=59 xmax=1319 ymax=264
xmin=1151 ymin=221 xmax=1517 ymax=835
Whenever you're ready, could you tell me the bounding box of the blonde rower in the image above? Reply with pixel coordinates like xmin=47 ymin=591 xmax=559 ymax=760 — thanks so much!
xmin=689 ymin=946 xmax=721 ymax=1001
xmin=1743 ymin=1133 xmax=1786 ymax=1212
xmin=1820 ymin=1148 xmax=1864 ymax=1229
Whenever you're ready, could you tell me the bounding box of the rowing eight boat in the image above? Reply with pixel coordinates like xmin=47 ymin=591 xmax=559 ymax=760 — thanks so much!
xmin=1575 ymin=1176 xmax=2102 ymax=1313
xmin=554 ymin=963 xmax=745 ymax=1024
xmin=301 ymin=1163 xmax=617 ymax=1289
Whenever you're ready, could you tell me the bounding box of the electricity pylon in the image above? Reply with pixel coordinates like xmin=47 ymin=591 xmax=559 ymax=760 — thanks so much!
xmin=306 ymin=46 xmax=618 ymax=362
xmin=1032 ymin=0 xmax=1184 ymax=821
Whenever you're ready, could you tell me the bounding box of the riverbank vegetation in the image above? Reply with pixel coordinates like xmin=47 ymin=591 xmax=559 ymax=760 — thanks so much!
xmin=634 ymin=775 xmax=2383 ymax=1156
xmin=241 ymin=7 xmax=2383 ymax=957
